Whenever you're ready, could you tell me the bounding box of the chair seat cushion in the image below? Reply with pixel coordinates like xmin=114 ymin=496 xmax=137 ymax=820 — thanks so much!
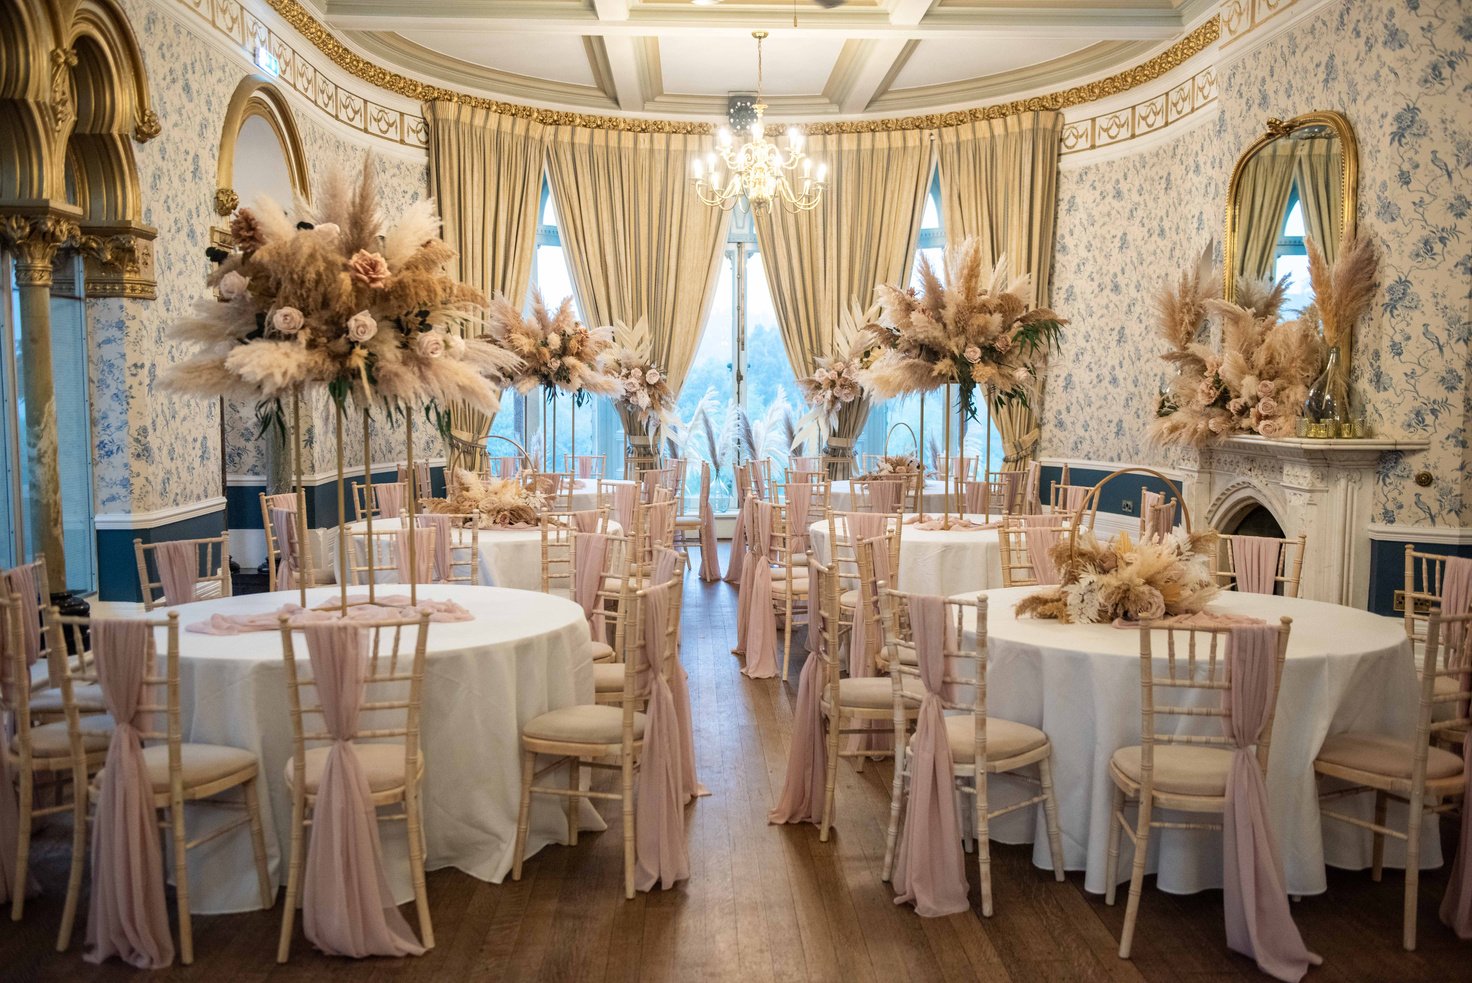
xmin=27 ymin=682 xmax=105 ymax=715
xmin=523 ymin=704 xmax=646 ymax=745
xmin=771 ymin=576 xmax=809 ymax=597
xmin=822 ymin=674 xmax=922 ymax=710
xmin=839 ymin=588 xmax=860 ymax=608
xmin=1111 ymin=744 xmax=1233 ymax=797
xmin=1315 ymin=731 xmax=1464 ymax=782
xmin=587 ymin=640 xmax=615 ymax=662
xmin=286 ymin=743 xmax=418 ymax=794
xmin=142 ymin=743 xmax=257 ymax=789
xmin=593 ymin=663 xmax=627 ymax=692
xmin=13 ymin=715 xmax=113 ymax=758
xmin=915 ymin=714 xmax=1048 ymax=764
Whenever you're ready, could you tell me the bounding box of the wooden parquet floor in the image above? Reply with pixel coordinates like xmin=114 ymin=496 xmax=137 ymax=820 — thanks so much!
xmin=4 ymin=546 xmax=1467 ymax=982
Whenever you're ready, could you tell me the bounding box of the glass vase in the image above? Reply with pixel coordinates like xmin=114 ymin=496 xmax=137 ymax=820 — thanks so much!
xmin=1302 ymin=345 xmax=1349 ymax=438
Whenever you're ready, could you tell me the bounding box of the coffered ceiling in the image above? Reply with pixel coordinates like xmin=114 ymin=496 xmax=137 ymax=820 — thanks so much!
xmin=319 ymin=0 xmax=1217 ymax=119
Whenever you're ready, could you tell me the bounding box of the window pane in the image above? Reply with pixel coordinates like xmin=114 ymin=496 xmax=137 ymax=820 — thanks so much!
xmin=1281 ymin=196 xmax=1305 ymax=238
xmin=743 ymin=250 xmax=803 ymax=468
xmin=919 ymin=188 xmax=941 ymax=231
xmin=1274 ymin=253 xmax=1314 ymax=318
xmin=675 ymin=252 xmax=735 ymax=510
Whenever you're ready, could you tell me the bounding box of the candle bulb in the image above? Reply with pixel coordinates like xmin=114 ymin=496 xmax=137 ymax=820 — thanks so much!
xmin=692 ymin=158 xmax=703 ymax=179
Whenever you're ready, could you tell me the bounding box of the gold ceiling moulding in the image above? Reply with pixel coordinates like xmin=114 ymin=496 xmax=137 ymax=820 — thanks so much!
xmin=265 ymin=0 xmax=1219 ymax=135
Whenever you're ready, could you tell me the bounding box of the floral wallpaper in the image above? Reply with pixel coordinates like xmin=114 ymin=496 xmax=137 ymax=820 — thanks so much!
xmin=96 ymin=0 xmax=433 ymax=517
xmin=1045 ymin=0 xmax=1470 ymax=527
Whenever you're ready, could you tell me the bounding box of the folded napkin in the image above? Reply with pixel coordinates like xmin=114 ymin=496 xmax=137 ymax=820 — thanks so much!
xmin=905 ymin=515 xmax=1001 ymax=531
xmin=1109 ymin=611 xmax=1267 ymax=630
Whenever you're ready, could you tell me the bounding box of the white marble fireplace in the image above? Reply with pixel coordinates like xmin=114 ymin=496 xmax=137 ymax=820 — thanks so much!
xmin=1176 ymin=436 xmax=1429 ymax=608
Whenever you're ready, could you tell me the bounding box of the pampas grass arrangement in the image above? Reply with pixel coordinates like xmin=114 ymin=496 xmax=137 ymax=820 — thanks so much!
xmin=603 ymin=315 xmax=677 ymax=444
xmin=1016 ymin=528 xmax=1219 ymax=624
xmin=1307 ymin=231 xmax=1379 ymax=351
xmin=425 ymin=469 xmax=544 ymax=527
xmin=487 ymin=289 xmax=620 ymax=402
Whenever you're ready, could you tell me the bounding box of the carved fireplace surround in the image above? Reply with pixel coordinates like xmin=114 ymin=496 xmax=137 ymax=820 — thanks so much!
xmin=1176 ymin=435 xmax=1429 ymax=608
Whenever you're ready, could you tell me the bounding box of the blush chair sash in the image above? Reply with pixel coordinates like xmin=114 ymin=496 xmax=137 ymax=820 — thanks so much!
xmin=1020 ymin=515 xmax=1064 ymax=586
xmin=787 ymin=482 xmax=813 ymax=555
xmin=300 ymin=622 xmax=425 ymax=958
xmin=724 ymin=467 xmax=750 ymax=584
xmin=1144 ymin=498 xmax=1177 ymax=543
xmin=997 ymin=471 xmax=1024 ymax=514
xmin=271 ymin=508 xmax=301 ymax=589
xmin=1438 ymin=557 xmax=1472 ymax=937
xmin=85 ymin=619 xmax=175 ymax=969
xmin=736 ymin=501 xmax=779 ymax=678
xmin=573 ymin=533 xmax=611 ymax=640
xmin=698 ymin=466 xmax=721 ymax=582
xmin=2 ymin=563 xmax=42 ymax=672
xmin=611 ymin=482 xmax=636 ymax=532
xmin=155 ymin=540 xmax=199 ymax=606
xmin=1222 ymin=624 xmax=1320 ymax=981
xmin=962 ymin=481 xmax=989 ymax=516
xmin=634 ymin=581 xmax=692 ymax=891
xmin=414 ymin=515 xmax=453 ymax=582
xmin=866 ymin=478 xmax=902 ymax=515
xmin=375 ymin=482 xmax=405 ymax=518
xmin=1231 ymin=536 xmax=1281 ymax=595
xmin=891 ymin=595 xmax=969 ymax=917
xmin=571 ymin=509 xmax=601 ymax=533
xmin=394 ymin=527 xmax=437 ymax=585
xmin=769 ymin=593 xmax=829 ymax=826
xmin=842 ymin=512 xmax=892 ymax=678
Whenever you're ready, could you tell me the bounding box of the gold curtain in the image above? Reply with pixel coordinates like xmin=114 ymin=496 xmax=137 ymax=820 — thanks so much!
xmin=544 ymin=127 xmax=730 ymax=399
xmin=1233 ymin=142 xmax=1298 ymax=284
xmin=1294 ymin=139 xmax=1343 ymax=263
xmin=423 ymin=102 xmax=547 ymax=463
xmin=753 ymin=129 xmax=934 ymax=469
xmin=935 ymin=111 xmax=1063 ymax=470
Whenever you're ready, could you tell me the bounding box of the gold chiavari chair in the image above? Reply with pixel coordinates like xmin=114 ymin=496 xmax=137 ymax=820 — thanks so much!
xmin=431 ymin=513 xmax=480 ymax=585
xmin=1022 ymin=461 xmax=1043 ymax=514
xmin=55 ymin=610 xmax=272 ymax=963
xmin=748 ymin=458 xmax=773 ymax=499
xmin=960 ymin=478 xmax=1006 ymax=518
xmin=347 ymin=525 xmax=442 ymax=586
xmin=828 ymin=510 xmax=903 ymax=632
xmin=623 ymin=451 xmax=661 ymax=479
xmin=880 ymin=592 xmax=1065 ymax=916
xmin=636 ymin=466 xmax=674 ymax=505
xmin=398 ymin=461 xmax=433 ymax=502
xmin=1050 ymin=481 xmax=1092 ymax=515
xmin=1403 ymin=546 xmax=1452 ymax=655
xmin=1215 ymin=532 xmax=1308 ymax=598
xmin=134 ymin=534 xmax=233 ymax=611
xmin=276 ymin=611 xmax=434 ymax=961
xmin=766 ymin=500 xmax=812 ymax=682
xmin=541 ymin=508 xmax=612 ymax=597
xmin=1105 ymin=617 xmax=1293 ymax=958
xmin=672 ymin=462 xmax=709 ymax=561
xmin=564 ymin=454 xmax=606 ymax=480
xmin=513 ymin=564 xmax=683 ymax=899
xmin=523 ymin=471 xmax=574 ymax=512
xmin=997 ymin=514 xmax=1071 ymax=588
xmin=354 ymin=481 xmax=407 ymax=521
xmin=1138 ymin=490 xmax=1178 ymax=537
xmin=261 ymin=489 xmax=313 ymax=591
xmin=3 ymin=558 xmax=104 ymax=725
xmin=577 ymin=528 xmax=637 ymax=668
xmin=594 ymin=549 xmax=684 ymax=705
xmin=487 ymin=455 xmax=523 ymax=478
xmin=851 ymin=475 xmax=909 ymax=515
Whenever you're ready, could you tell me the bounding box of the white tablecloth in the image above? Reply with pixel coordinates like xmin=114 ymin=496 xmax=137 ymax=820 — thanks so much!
xmin=829 ymin=478 xmax=949 ymax=513
xmin=808 ymin=514 xmax=1002 ymax=596
xmin=163 ymin=585 xmax=596 ymax=913
xmin=344 ymin=516 xmax=621 ymax=591
xmin=964 ymin=587 xmax=1436 ymax=896
xmin=570 ymin=478 xmax=632 ymax=512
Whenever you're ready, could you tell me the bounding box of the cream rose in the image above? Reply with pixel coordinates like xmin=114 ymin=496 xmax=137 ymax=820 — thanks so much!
xmin=963 ymin=346 xmax=982 ymax=364
xmin=645 ymin=368 xmax=661 ymax=385
xmin=271 ymin=306 xmax=304 ymax=335
xmin=314 ymin=223 xmax=341 ymax=239
xmin=346 ymin=311 xmax=377 ymax=343
xmin=348 ymin=250 xmax=391 ymax=289
xmin=217 ymin=270 xmax=248 ymax=301
xmin=415 ymin=331 xmax=446 ymax=358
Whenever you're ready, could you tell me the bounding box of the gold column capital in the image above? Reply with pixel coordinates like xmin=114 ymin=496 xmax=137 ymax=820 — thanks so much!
xmin=0 ymin=213 xmax=81 ymax=286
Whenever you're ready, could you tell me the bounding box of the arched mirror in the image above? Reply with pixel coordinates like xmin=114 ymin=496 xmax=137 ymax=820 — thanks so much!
xmin=1223 ymin=111 xmax=1358 ymax=312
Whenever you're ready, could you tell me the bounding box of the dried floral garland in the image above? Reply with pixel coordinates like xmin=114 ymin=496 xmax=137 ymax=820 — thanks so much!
xmin=487 ymin=290 xmax=620 ymax=404
xmin=865 ymin=454 xmax=922 ymax=476
xmin=1016 ymin=528 xmax=1220 ymax=624
xmin=163 ymin=159 xmax=522 ymax=434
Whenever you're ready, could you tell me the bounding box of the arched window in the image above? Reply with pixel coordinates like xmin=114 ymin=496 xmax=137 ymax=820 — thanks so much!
xmin=1272 ymin=186 xmax=1313 ymax=316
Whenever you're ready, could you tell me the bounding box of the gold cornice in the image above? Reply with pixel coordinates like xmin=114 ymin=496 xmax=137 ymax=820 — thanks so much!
xmin=265 ymin=0 xmax=1219 ymax=135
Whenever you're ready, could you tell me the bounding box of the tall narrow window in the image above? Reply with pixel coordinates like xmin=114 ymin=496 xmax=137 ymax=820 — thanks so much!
xmin=1273 ymin=187 xmax=1312 ymax=316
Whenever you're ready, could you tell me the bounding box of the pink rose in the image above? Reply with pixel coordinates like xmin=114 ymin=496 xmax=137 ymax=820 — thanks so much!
xmin=1258 ymin=418 xmax=1283 ymax=437
xmin=217 ymin=270 xmax=248 ymax=301
xmin=1257 ymin=379 xmax=1275 ymax=399
xmin=446 ymin=332 xmax=466 ymax=355
xmin=415 ymin=331 xmax=446 ymax=358
xmin=348 ymin=250 xmax=390 ymax=288
xmin=993 ymin=334 xmax=1012 ymax=353
xmin=271 ymin=306 xmax=304 ymax=335
xmin=346 ymin=310 xmax=377 ymax=343
xmin=963 ymin=346 xmax=982 ymax=363
xmin=645 ymin=368 xmax=661 ymax=384
xmin=1227 ymin=397 xmax=1247 ymax=415
xmin=547 ymin=332 xmax=562 ymax=352
xmin=1257 ymin=396 xmax=1279 ymax=416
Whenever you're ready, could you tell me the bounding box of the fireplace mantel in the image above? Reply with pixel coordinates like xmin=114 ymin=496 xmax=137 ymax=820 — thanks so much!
xmin=1176 ymin=436 xmax=1430 ymax=608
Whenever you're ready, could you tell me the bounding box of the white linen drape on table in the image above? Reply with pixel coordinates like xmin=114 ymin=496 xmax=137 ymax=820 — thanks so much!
xmin=807 ymin=515 xmax=1002 ymax=599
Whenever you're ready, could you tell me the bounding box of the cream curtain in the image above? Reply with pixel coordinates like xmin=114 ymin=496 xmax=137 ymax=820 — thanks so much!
xmin=753 ymin=129 xmax=934 ymax=472
xmin=544 ymin=127 xmax=730 ymax=402
xmin=423 ymin=103 xmax=547 ymax=460
xmin=935 ymin=111 xmax=1063 ymax=471
xmin=1233 ymin=142 xmax=1298 ymax=285
xmin=1294 ymin=139 xmax=1343 ymax=263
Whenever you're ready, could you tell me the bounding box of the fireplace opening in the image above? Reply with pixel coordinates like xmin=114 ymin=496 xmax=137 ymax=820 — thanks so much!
xmin=1221 ymin=503 xmax=1285 ymax=538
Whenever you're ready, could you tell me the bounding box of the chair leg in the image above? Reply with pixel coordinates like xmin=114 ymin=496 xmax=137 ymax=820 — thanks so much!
xmin=881 ymin=745 xmax=906 ymax=881
xmin=782 ymin=600 xmax=793 ymax=682
xmin=511 ymin=750 xmax=536 ymax=882
xmin=820 ymin=709 xmax=840 ymax=843
xmin=976 ymin=781 xmax=993 ymax=917
xmin=1104 ymin=785 xmax=1125 ymax=906
xmin=169 ymin=804 xmax=193 ymax=965
xmin=1039 ymin=756 xmax=1066 ymax=882
xmin=244 ymin=778 xmax=272 ymax=909
xmin=405 ymin=784 xmax=434 ymax=949
xmin=1118 ymin=793 xmax=1152 ymax=960
xmin=56 ymin=770 xmax=87 ymax=951
xmin=621 ymin=751 xmax=636 ymax=900
xmin=13 ymin=767 xmax=33 ymax=923
xmin=1403 ymin=789 xmax=1425 ymax=951
xmin=276 ymin=789 xmax=307 ymax=963
xmin=1371 ymin=789 xmax=1387 ymax=882
xmin=566 ymin=757 xmax=580 ymax=847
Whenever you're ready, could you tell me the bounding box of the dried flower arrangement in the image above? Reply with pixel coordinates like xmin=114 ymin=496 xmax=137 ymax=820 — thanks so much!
xmin=487 ymin=290 xmax=620 ymax=404
xmin=866 ymin=454 xmax=922 ymax=476
xmin=1307 ymin=232 xmax=1379 ymax=355
xmin=1016 ymin=527 xmax=1220 ymax=625
xmin=163 ymin=160 xmax=521 ymax=431
xmin=424 ymin=469 xmax=544 ymax=528
xmin=794 ymin=302 xmax=876 ymax=448
xmin=603 ymin=315 xmax=677 ymax=443
xmin=861 ymin=236 xmax=1066 ymax=419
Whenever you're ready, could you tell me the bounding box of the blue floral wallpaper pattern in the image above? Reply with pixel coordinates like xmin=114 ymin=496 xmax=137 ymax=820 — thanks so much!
xmin=1045 ymin=0 xmax=1470 ymax=527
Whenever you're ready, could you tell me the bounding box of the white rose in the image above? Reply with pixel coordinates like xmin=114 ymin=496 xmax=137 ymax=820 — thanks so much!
xmin=271 ymin=306 xmax=304 ymax=335
xmin=314 ymin=222 xmax=341 ymax=239
xmin=218 ymin=270 xmax=248 ymax=300
xmin=645 ymin=368 xmax=660 ymax=384
xmin=346 ymin=310 xmax=377 ymax=343
xmin=547 ymin=332 xmax=562 ymax=352
xmin=415 ymin=331 xmax=446 ymax=358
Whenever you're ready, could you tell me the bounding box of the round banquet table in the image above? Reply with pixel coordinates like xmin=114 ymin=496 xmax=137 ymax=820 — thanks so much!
xmin=829 ymin=478 xmax=949 ymax=514
xmin=162 ymin=585 xmax=598 ymax=914
xmin=570 ymin=477 xmax=632 ymax=512
xmin=807 ymin=513 xmax=1002 ymax=596
xmin=963 ymin=587 xmax=1438 ymax=896
xmin=344 ymin=516 xmax=621 ymax=591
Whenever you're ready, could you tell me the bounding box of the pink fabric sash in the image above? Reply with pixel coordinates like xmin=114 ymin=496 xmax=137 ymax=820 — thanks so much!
xmin=997 ymin=471 xmax=1024 ymax=514
xmin=571 ymin=509 xmax=601 ymax=533
xmin=737 ymin=501 xmax=779 ymax=678
xmin=864 ymin=478 xmax=902 ymax=514
xmin=394 ymin=527 xmax=437 ymax=584
xmin=647 ymin=500 xmax=675 ymax=550
xmin=1023 ymin=462 xmax=1041 ymax=513
xmin=962 ymin=481 xmax=990 ymax=516
xmin=414 ymin=515 xmax=452 ymax=582
xmin=573 ymin=533 xmax=611 ymax=642
xmin=649 ymin=549 xmax=705 ymax=801
xmin=843 ymin=513 xmax=892 ymax=679
xmin=892 ymin=595 xmax=969 ymax=917
xmin=1144 ymin=499 xmax=1176 ymax=543
xmin=271 ymin=508 xmax=301 ymax=589
xmin=612 ymin=482 xmax=636 ymax=532
xmin=1222 ymin=625 xmax=1321 ymax=981
xmin=724 ymin=467 xmax=751 ymax=584
xmin=1438 ymin=556 xmax=1472 ymax=937
xmin=2 ymin=563 xmax=42 ymax=673
xmin=186 ymin=598 xmax=473 ymax=635
xmin=398 ymin=462 xmax=432 ymax=499
xmin=154 ymin=540 xmax=199 ymax=606
xmin=768 ymin=619 xmax=828 ymax=825
xmin=375 ymin=482 xmax=405 ymax=517
xmin=634 ymin=580 xmax=692 ymax=891
xmin=300 ymin=622 xmax=425 ymax=958
xmin=1059 ymin=484 xmax=1089 ymax=513
xmin=85 ymin=620 xmax=174 ymax=969
xmin=576 ymin=457 xmax=598 ymax=478
xmin=1020 ymin=514 xmax=1065 ymax=586
xmin=698 ymin=466 xmax=721 ymax=582
xmin=787 ymin=481 xmax=814 ymax=555
xmin=1231 ymin=535 xmax=1282 ymax=595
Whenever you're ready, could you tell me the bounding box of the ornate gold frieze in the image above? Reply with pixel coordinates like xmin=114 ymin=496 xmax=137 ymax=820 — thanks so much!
xmin=49 ymin=47 xmax=78 ymax=135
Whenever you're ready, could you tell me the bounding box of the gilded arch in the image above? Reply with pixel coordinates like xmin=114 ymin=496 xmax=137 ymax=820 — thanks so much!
xmin=215 ymin=74 xmax=311 ymax=218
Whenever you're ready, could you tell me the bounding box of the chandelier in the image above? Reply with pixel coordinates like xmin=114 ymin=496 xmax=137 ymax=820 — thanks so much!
xmin=691 ymin=31 xmax=827 ymax=213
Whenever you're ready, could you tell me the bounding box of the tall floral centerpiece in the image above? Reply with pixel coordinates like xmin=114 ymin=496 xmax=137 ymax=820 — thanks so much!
xmin=861 ymin=236 xmax=1066 ymax=525
xmin=488 ymin=290 xmax=619 ymax=470
xmin=794 ymin=302 xmax=875 ymax=477
xmin=165 ymin=159 xmax=521 ymax=607
xmin=603 ymin=315 xmax=678 ymax=453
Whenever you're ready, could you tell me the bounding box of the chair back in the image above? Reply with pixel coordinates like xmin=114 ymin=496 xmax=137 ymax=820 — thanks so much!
xmin=1134 ymin=617 xmax=1293 ymax=787
xmin=1217 ymin=533 xmax=1307 ymax=598
xmin=5 ymin=558 xmax=69 ymax=690
xmin=348 ymin=527 xmax=441 ymax=586
xmin=523 ymin=471 xmax=573 ymax=512
xmin=1022 ymin=461 xmax=1042 ymax=514
xmin=636 ymin=467 xmax=675 ymax=504
xmin=936 ymin=455 xmax=977 ymax=483
xmin=1050 ymin=483 xmax=1092 ymax=515
xmin=1421 ymin=610 xmax=1472 ymax=760
xmin=261 ymin=489 xmax=312 ymax=591
xmin=134 ymin=534 xmax=232 ymax=611
xmin=852 ymin=475 xmax=908 ymax=515
xmin=809 ymin=559 xmax=845 ymax=703
xmin=573 ymin=529 xmax=637 ymax=659
xmin=1404 ymin=547 xmax=1461 ymax=652
xmin=2 ymin=591 xmax=41 ymax=766
xmin=565 ymin=455 xmax=606 ymax=479
xmin=397 ymin=462 xmax=433 ymax=503
xmin=423 ymin=514 xmax=479 ymax=585
xmin=748 ymin=459 xmax=773 ymax=499
xmin=884 ymin=590 xmax=986 ymax=719
xmin=487 ymin=455 xmax=524 ymax=478
xmin=998 ymin=514 xmax=1070 ymax=588
xmin=613 ymin=559 xmax=685 ymax=732
xmin=961 ymin=479 xmax=1004 ymax=517
xmin=828 ymin=511 xmax=902 ymax=597
xmin=541 ymin=509 xmax=609 ymax=595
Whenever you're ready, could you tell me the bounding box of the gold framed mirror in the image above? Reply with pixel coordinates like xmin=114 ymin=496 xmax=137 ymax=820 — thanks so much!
xmin=1223 ymin=110 xmax=1358 ymax=307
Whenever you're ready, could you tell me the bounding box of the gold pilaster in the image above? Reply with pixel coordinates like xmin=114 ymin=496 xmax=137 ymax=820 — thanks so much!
xmin=77 ymin=223 xmax=158 ymax=300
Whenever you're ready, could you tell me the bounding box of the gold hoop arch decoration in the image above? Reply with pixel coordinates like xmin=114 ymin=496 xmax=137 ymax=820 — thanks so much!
xmin=1072 ymin=466 xmax=1193 ymax=546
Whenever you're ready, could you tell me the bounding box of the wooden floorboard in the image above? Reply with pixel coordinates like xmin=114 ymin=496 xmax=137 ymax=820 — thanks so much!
xmin=9 ymin=543 xmax=1468 ymax=981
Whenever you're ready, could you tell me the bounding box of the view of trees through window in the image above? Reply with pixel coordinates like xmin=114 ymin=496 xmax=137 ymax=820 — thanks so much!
xmin=1273 ymin=188 xmax=1313 ymax=317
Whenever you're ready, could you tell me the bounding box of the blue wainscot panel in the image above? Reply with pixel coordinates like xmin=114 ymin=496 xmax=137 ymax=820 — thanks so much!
xmin=1038 ymin=464 xmax=1178 ymax=518
xmin=1367 ymin=537 xmax=1472 ymax=618
xmin=96 ymin=507 xmax=228 ymax=603
xmin=226 ymin=465 xmax=447 ymax=531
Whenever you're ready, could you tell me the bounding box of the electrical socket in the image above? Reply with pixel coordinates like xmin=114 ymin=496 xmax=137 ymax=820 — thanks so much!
xmin=1120 ymin=500 xmax=1134 ymax=515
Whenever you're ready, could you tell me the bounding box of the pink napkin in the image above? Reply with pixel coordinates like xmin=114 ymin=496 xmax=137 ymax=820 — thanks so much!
xmin=300 ymin=621 xmax=425 ymax=957
xmin=736 ymin=501 xmax=779 ymax=678
xmin=1231 ymin=536 xmax=1282 ymax=595
xmin=1222 ymin=624 xmax=1321 ymax=981
xmin=633 ymin=580 xmax=691 ymax=892
xmin=85 ymin=620 xmax=174 ymax=969
xmin=1438 ymin=556 xmax=1472 ymax=937
xmin=186 ymin=598 xmax=472 ymax=635
xmin=892 ymin=594 xmax=969 ymax=917
xmin=154 ymin=540 xmax=199 ymax=606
